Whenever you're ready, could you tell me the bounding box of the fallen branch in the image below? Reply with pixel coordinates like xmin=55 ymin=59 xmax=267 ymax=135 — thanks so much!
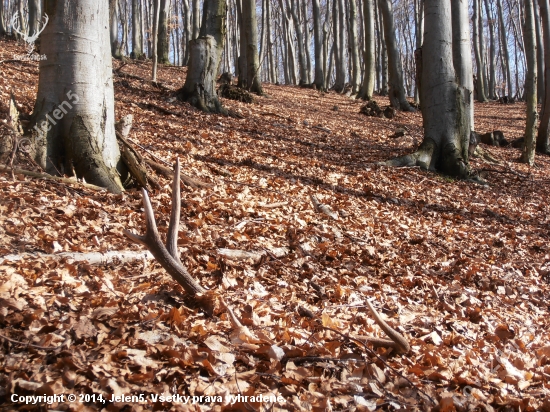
xmin=0 ymin=333 xmax=61 ymax=351
xmin=312 ymin=125 xmax=331 ymax=133
xmin=0 ymin=165 xmax=105 ymax=191
xmin=217 ymin=247 xmax=288 ymax=263
xmin=144 ymin=158 xmax=213 ymax=188
xmin=1 ymin=250 xmax=153 ymax=264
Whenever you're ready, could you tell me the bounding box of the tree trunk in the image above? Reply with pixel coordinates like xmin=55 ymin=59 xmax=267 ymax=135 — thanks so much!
xmin=152 ymin=0 xmax=161 ymax=81
xmin=312 ymin=0 xmax=324 ymax=89
xmin=332 ymin=0 xmax=346 ymax=92
xmin=537 ymin=0 xmax=550 ymax=153
xmin=452 ymin=0 xmax=474 ymax=130
xmin=241 ymin=0 xmax=263 ymax=93
xmin=497 ymin=0 xmax=513 ymax=99
xmin=158 ymin=0 xmax=171 ymax=64
xmin=385 ymin=0 xmax=469 ymax=177
xmin=182 ymin=0 xmax=191 ymax=64
xmin=287 ymin=0 xmax=308 ymax=84
xmin=192 ymin=0 xmax=200 ymax=39
xmin=302 ymin=0 xmax=312 ymax=83
xmin=178 ymin=0 xmax=227 ymax=113
xmin=473 ymin=0 xmax=489 ymax=101
xmin=130 ymin=0 xmax=143 ymax=59
xmin=267 ymin=0 xmax=277 ymax=82
xmin=522 ymin=0 xmax=538 ymax=164
xmin=413 ymin=0 xmax=424 ymax=104
xmin=378 ymin=0 xmax=412 ymax=111
xmin=31 ymin=0 xmax=123 ymax=193
xmin=484 ymin=0 xmax=497 ymax=99
xmin=348 ymin=0 xmax=360 ymax=94
xmin=358 ymin=0 xmax=375 ymax=100
xmin=28 ymin=0 xmax=42 ymax=40
xmin=0 ymin=0 xmax=5 ymax=36
xmin=109 ymin=0 xmax=121 ymax=58
xmin=534 ymin=0 xmax=545 ymax=103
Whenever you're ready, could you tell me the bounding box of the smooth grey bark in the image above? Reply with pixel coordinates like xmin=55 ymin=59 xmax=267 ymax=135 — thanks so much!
xmin=312 ymin=0 xmax=324 ymax=89
xmin=109 ymin=0 xmax=121 ymax=58
xmin=452 ymin=0 xmax=474 ymax=130
xmin=322 ymin=1 xmax=331 ymax=89
xmin=538 ymin=0 xmax=550 ymax=152
xmin=178 ymin=0 xmax=227 ymax=113
xmin=288 ymin=0 xmax=308 ymax=84
xmin=473 ymin=0 xmax=489 ymax=101
xmin=152 ymin=0 xmax=160 ymax=81
xmin=358 ymin=0 xmax=375 ymax=100
xmin=267 ymin=0 xmax=277 ymax=82
xmin=181 ymin=0 xmax=191 ymax=64
xmin=522 ymin=0 xmax=538 ymax=164
xmin=28 ymin=0 xmax=42 ymax=41
xmin=413 ymin=0 xmax=424 ymax=104
xmin=484 ymin=0 xmax=497 ymax=99
xmin=158 ymin=0 xmax=171 ymax=64
xmin=497 ymin=0 xmax=513 ymax=98
xmin=385 ymin=0 xmax=469 ymax=177
xmin=332 ymin=0 xmax=346 ymax=92
xmin=534 ymin=0 xmax=545 ymax=102
xmin=302 ymin=0 xmax=312 ymax=83
xmin=130 ymin=0 xmax=143 ymax=59
xmin=378 ymin=0 xmax=412 ymax=110
xmin=192 ymin=0 xmax=200 ymax=39
xmin=348 ymin=0 xmax=361 ymax=94
xmin=0 ymin=0 xmax=5 ymax=36
xmin=31 ymin=0 xmax=123 ymax=193
xmin=241 ymin=0 xmax=263 ymax=93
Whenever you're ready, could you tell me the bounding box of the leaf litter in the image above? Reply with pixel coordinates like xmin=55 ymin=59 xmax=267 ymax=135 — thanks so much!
xmin=1 ymin=38 xmax=550 ymax=411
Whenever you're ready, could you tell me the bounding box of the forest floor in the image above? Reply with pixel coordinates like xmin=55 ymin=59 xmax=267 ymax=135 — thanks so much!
xmin=1 ymin=38 xmax=550 ymax=411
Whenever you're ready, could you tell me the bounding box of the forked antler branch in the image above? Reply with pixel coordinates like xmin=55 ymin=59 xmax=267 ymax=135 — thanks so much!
xmin=11 ymin=12 xmax=49 ymax=45
xmin=124 ymin=159 xmax=209 ymax=308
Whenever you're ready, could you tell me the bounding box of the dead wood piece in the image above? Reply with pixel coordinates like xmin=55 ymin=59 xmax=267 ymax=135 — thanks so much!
xmin=312 ymin=125 xmax=331 ymax=133
xmin=260 ymin=112 xmax=288 ymax=120
xmin=218 ymin=248 xmax=264 ymax=263
xmin=0 ymin=165 xmax=105 ymax=191
xmin=258 ymin=201 xmax=288 ymax=208
xmin=310 ymin=195 xmax=338 ymax=220
xmin=2 ymin=250 xmax=153 ymax=265
xmin=115 ymin=115 xmax=161 ymax=190
xmin=144 ymin=158 xmax=213 ymax=189
xmin=474 ymin=146 xmax=502 ymax=164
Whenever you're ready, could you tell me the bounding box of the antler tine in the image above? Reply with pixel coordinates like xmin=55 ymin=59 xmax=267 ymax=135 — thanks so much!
xmin=124 ymin=185 xmax=208 ymax=307
xmin=11 ymin=12 xmax=24 ymax=37
xmin=166 ymin=159 xmax=181 ymax=264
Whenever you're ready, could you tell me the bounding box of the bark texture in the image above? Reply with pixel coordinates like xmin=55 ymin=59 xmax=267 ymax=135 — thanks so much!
xmin=178 ymin=0 xmax=227 ymax=113
xmin=384 ymin=0 xmax=469 ymax=177
xmin=538 ymin=0 xmax=550 ymax=153
xmin=358 ymin=0 xmax=375 ymax=100
xmin=522 ymin=0 xmax=538 ymax=164
xmin=31 ymin=0 xmax=123 ymax=193
xmin=378 ymin=0 xmax=412 ymax=111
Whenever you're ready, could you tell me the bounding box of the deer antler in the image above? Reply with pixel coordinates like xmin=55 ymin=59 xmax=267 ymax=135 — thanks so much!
xmin=124 ymin=159 xmax=212 ymax=311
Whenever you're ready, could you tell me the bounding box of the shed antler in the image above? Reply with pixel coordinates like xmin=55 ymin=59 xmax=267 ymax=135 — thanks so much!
xmin=124 ymin=159 xmax=212 ymax=312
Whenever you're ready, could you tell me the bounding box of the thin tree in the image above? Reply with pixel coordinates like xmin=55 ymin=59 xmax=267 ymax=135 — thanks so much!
xmin=473 ymin=0 xmax=489 ymax=101
xmin=241 ymin=0 xmax=263 ymax=93
xmin=357 ymin=0 xmax=375 ymax=100
xmin=484 ymin=0 xmax=497 ymax=99
xmin=384 ymin=0 xmax=470 ymax=177
xmin=538 ymin=0 xmax=550 ymax=153
xmin=152 ymin=0 xmax=161 ymax=81
xmin=31 ymin=0 xmax=123 ymax=193
xmin=522 ymin=0 xmax=538 ymax=164
xmin=312 ymin=0 xmax=324 ymax=89
xmin=158 ymin=0 xmax=171 ymax=64
xmin=497 ymin=0 xmax=513 ymax=99
xmin=378 ymin=0 xmax=412 ymax=111
xmin=348 ymin=0 xmax=360 ymax=94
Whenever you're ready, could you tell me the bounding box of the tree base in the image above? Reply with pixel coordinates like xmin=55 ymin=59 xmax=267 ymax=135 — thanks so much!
xmin=383 ymin=138 xmax=469 ymax=179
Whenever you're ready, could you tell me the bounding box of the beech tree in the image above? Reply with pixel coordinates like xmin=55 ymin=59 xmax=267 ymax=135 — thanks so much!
xmin=131 ymin=0 xmax=144 ymax=59
xmin=178 ymin=0 xmax=227 ymax=113
xmin=538 ymin=0 xmax=550 ymax=153
xmin=522 ymin=0 xmax=537 ymax=165
xmin=357 ymin=0 xmax=375 ymax=100
xmin=240 ymin=0 xmax=263 ymax=94
xmin=384 ymin=0 xmax=470 ymax=177
xmin=31 ymin=0 xmax=123 ymax=193
xmin=378 ymin=0 xmax=412 ymax=111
